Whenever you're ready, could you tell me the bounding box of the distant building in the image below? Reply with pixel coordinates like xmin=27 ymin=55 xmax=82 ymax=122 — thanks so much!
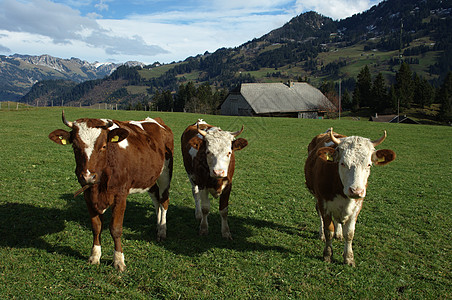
xmin=369 ymin=114 xmax=420 ymax=124
xmin=220 ymin=82 xmax=334 ymax=118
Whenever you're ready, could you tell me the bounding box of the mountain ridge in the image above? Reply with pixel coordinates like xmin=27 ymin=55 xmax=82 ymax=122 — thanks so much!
xmin=4 ymin=0 xmax=452 ymax=106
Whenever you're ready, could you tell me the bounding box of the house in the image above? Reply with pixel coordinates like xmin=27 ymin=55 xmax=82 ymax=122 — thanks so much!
xmin=369 ymin=113 xmax=420 ymax=124
xmin=220 ymin=82 xmax=334 ymax=118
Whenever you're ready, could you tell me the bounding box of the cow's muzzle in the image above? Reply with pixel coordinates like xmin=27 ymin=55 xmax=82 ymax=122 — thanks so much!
xmin=347 ymin=187 xmax=366 ymax=199
xmin=211 ymin=169 xmax=227 ymax=178
xmin=80 ymin=171 xmax=98 ymax=186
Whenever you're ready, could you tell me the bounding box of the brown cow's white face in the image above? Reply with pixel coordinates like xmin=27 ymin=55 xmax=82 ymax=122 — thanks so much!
xmin=335 ymin=136 xmax=374 ymax=198
xmin=49 ymin=118 xmax=128 ymax=187
xmin=204 ymin=129 xmax=235 ymax=178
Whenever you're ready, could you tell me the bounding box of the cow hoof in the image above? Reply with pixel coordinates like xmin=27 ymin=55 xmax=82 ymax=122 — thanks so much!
xmin=88 ymin=256 xmax=100 ymax=265
xmin=114 ymin=262 xmax=126 ymax=272
xmin=344 ymin=259 xmax=356 ymax=267
xmin=199 ymin=228 xmax=208 ymax=236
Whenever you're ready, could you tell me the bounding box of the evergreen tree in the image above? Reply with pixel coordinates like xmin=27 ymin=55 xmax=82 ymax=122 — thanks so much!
xmin=370 ymin=73 xmax=389 ymax=112
xmin=394 ymin=62 xmax=414 ymax=110
xmin=353 ymin=65 xmax=372 ymax=108
xmin=352 ymin=87 xmax=361 ymax=112
xmin=437 ymin=72 xmax=452 ymax=123
xmin=341 ymin=89 xmax=352 ymax=110
xmin=413 ymin=74 xmax=434 ymax=107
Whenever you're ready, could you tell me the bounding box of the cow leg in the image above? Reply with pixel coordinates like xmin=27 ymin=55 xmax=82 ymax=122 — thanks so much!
xmin=190 ymin=178 xmax=202 ymax=220
xmin=199 ymin=189 xmax=210 ymax=236
xmin=153 ymin=157 xmax=172 ymax=241
xmin=110 ymin=195 xmax=127 ymax=271
xmin=85 ymin=193 xmax=103 ymax=265
xmin=322 ymin=214 xmax=335 ymax=263
xmin=342 ymin=200 xmax=362 ymax=267
xmin=88 ymin=213 xmax=103 ymax=265
xmin=315 ymin=202 xmax=325 ymax=241
xmin=149 ymin=186 xmax=168 ymax=242
xmin=334 ymin=222 xmax=343 ymax=240
xmin=342 ymin=219 xmax=356 ymax=267
xmin=219 ymin=183 xmax=232 ymax=240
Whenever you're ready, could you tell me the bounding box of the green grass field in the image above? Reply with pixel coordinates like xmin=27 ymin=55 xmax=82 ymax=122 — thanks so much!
xmin=0 ymin=107 xmax=451 ymax=298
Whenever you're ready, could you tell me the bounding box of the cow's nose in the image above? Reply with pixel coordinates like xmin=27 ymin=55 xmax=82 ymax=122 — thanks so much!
xmin=348 ymin=187 xmax=365 ymax=198
xmin=212 ymin=169 xmax=226 ymax=178
xmin=82 ymin=171 xmax=97 ymax=185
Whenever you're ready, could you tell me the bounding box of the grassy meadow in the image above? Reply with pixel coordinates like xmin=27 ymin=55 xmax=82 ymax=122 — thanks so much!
xmin=0 ymin=107 xmax=451 ymax=298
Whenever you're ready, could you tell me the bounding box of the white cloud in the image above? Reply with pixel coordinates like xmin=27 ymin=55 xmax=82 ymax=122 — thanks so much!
xmin=0 ymin=0 xmax=383 ymax=64
xmin=0 ymin=0 xmax=167 ymax=60
xmin=295 ymin=0 xmax=380 ymax=20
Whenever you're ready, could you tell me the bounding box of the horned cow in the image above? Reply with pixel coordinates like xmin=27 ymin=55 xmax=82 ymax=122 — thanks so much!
xmin=304 ymin=128 xmax=396 ymax=266
xmin=181 ymin=120 xmax=248 ymax=239
xmin=49 ymin=111 xmax=174 ymax=271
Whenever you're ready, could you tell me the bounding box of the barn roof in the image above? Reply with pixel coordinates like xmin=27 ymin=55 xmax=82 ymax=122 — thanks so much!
xmin=236 ymin=82 xmax=333 ymax=114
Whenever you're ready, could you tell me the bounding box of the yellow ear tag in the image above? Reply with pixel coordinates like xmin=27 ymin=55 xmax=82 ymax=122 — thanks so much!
xmin=378 ymin=156 xmax=385 ymax=163
xmin=111 ymin=135 xmax=119 ymax=143
xmin=326 ymin=152 xmax=334 ymax=161
xmin=59 ymin=136 xmax=67 ymax=145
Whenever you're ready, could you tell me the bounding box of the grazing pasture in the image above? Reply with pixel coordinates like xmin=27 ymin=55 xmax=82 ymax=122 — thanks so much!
xmin=0 ymin=107 xmax=450 ymax=298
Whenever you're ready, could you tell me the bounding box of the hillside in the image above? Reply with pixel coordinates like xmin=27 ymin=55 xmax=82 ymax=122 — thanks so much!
xmin=14 ymin=0 xmax=452 ymax=109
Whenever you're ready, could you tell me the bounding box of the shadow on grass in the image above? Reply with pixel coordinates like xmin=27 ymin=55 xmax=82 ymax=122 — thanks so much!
xmin=0 ymin=193 xmax=318 ymax=261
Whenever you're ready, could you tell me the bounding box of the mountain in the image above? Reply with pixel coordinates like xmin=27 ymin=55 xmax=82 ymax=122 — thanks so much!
xmin=14 ymin=0 xmax=452 ymax=108
xmin=0 ymin=54 xmax=145 ymax=101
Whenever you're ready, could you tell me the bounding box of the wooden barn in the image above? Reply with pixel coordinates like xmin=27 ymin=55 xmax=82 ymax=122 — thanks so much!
xmin=220 ymin=82 xmax=334 ymax=118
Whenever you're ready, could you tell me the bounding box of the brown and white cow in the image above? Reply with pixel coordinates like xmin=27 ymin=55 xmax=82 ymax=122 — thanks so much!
xmin=181 ymin=120 xmax=248 ymax=239
xmin=304 ymin=128 xmax=396 ymax=266
xmin=48 ymin=111 xmax=173 ymax=271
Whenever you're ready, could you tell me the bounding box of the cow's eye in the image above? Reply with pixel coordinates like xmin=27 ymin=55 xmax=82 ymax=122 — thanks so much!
xmin=227 ymin=151 xmax=232 ymax=157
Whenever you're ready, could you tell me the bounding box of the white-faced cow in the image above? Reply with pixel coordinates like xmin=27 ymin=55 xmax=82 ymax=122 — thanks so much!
xmin=48 ymin=111 xmax=173 ymax=271
xmin=304 ymin=128 xmax=396 ymax=266
xmin=181 ymin=120 xmax=248 ymax=239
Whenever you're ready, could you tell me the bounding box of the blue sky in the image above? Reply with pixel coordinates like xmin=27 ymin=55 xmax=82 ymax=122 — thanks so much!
xmin=0 ymin=0 xmax=381 ymax=64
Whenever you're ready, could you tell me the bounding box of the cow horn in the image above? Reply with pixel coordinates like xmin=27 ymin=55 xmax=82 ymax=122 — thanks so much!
xmin=197 ymin=122 xmax=207 ymax=137
xmin=329 ymin=127 xmax=341 ymax=145
xmin=372 ymin=130 xmax=387 ymax=147
xmin=62 ymin=110 xmax=73 ymax=128
xmin=104 ymin=120 xmax=114 ymax=128
xmin=231 ymin=125 xmax=244 ymax=137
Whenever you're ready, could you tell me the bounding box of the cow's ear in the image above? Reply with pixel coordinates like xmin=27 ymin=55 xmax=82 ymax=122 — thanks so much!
xmin=372 ymin=149 xmax=396 ymax=166
xmin=108 ymin=128 xmax=129 ymax=143
xmin=49 ymin=129 xmax=71 ymax=145
xmin=317 ymin=147 xmax=336 ymax=162
xmin=233 ymin=138 xmax=248 ymax=151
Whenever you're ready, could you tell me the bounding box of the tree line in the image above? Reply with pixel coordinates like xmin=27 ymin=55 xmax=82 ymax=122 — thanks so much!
xmin=320 ymin=63 xmax=452 ymax=123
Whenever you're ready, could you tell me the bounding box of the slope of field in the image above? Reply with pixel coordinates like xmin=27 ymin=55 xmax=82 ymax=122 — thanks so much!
xmin=0 ymin=108 xmax=450 ymax=298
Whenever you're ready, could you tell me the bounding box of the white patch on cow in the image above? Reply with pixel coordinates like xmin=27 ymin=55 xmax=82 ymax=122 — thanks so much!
xmin=118 ymin=139 xmax=129 ymax=149
xmin=144 ymin=117 xmax=165 ymax=129
xmin=88 ymin=245 xmax=101 ymax=265
xmin=336 ymin=136 xmax=374 ymax=198
xmin=130 ymin=121 xmax=144 ymax=130
xmin=204 ymin=129 xmax=234 ymax=177
xmin=189 ymin=147 xmax=198 ymax=159
xmin=157 ymin=158 xmax=171 ymax=199
xmin=324 ymin=141 xmax=335 ymax=147
xmin=197 ymin=119 xmax=207 ymax=125
xmin=76 ymin=121 xmax=102 ymax=161
xmin=325 ymin=195 xmax=362 ymax=224
xmin=113 ymin=251 xmax=125 ymax=271
xmin=129 ymin=188 xmax=150 ymax=194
